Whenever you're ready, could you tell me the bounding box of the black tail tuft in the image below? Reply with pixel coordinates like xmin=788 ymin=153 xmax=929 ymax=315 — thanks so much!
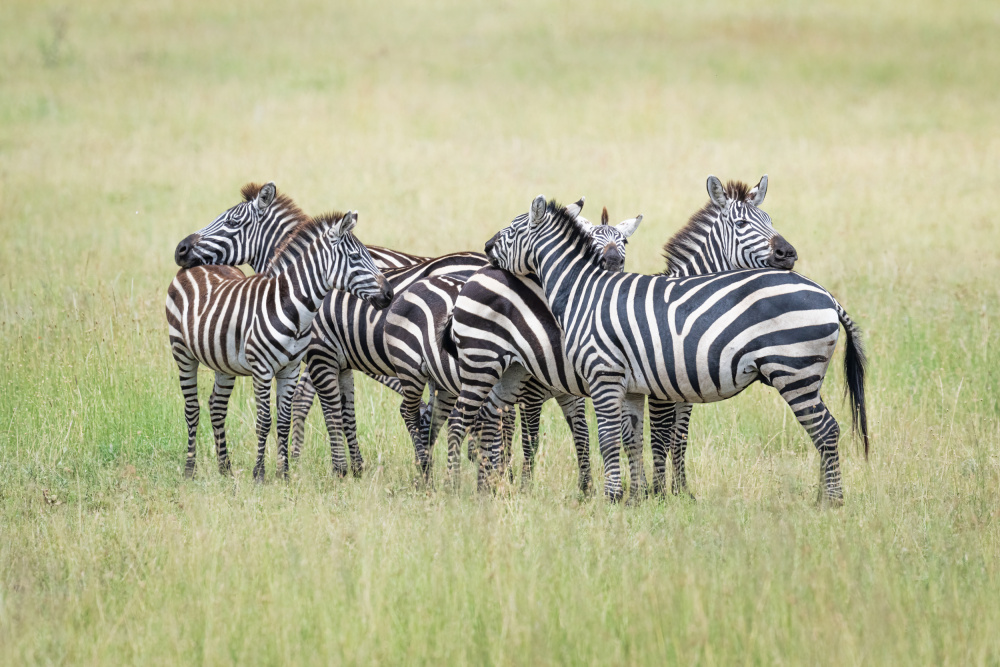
xmin=840 ymin=308 xmax=870 ymax=460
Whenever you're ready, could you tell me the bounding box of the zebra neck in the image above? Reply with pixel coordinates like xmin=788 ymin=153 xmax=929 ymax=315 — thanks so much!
xmin=251 ymin=208 xmax=311 ymax=274
xmin=663 ymin=213 xmax=730 ymax=277
xmin=535 ymin=228 xmax=605 ymax=325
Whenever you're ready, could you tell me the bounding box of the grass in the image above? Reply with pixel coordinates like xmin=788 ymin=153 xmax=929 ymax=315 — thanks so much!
xmin=2 ymin=0 xmax=999 ymax=663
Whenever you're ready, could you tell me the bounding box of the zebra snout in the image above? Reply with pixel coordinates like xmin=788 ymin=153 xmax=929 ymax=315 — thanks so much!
xmin=769 ymin=236 xmax=798 ymax=270
xmin=175 ymin=233 xmax=202 ymax=268
xmin=372 ymin=276 xmax=394 ymax=310
xmin=484 ymin=235 xmax=498 ymax=265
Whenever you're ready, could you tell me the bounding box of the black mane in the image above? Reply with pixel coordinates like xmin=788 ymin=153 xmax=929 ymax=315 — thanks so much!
xmin=661 ymin=180 xmax=752 ymax=275
xmin=266 ymin=211 xmax=345 ymax=276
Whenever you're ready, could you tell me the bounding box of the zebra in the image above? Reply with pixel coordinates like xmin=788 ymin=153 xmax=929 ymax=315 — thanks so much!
xmin=169 ymin=181 xmax=441 ymax=467
xmin=384 ymin=206 xmax=643 ymax=490
xmin=443 ymin=177 xmax=798 ymax=498
xmin=167 ymin=208 xmax=392 ymax=479
xmin=481 ymin=193 xmax=869 ymax=504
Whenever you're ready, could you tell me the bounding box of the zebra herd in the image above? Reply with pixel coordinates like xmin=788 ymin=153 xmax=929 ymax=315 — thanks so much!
xmin=166 ymin=175 xmax=869 ymax=505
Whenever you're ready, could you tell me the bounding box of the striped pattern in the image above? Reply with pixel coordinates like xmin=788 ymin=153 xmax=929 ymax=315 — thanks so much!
xmin=166 ymin=210 xmax=391 ymax=479
xmin=300 ymin=251 xmax=488 ymax=476
xmin=483 ymin=195 xmax=869 ymax=503
xmin=390 ymin=206 xmax=643 ymax=489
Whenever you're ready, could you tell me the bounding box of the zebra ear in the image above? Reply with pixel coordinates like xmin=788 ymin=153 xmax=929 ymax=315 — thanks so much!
xmin=529 ymin=195 xmax=547 ymax=227
xmin=565 ymin=196 xmax=585 ymax=219
xmin=601 ymin=207 xmax=609 ymax=225
xmin=332 ymin=211 xmax=358 ymax=237
xmin=707 ymin=176 xmax=728 ymax=208
xmin=749 ymin=174 xmax=768 ymax=207
xmin=615 ymin=214 xmax=643 ymax=239
xmin=256 ymin=182 xmax=277 ymax=213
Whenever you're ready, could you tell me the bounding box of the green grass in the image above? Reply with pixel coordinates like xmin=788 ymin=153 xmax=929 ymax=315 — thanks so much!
xmin=2 ymin=0 xmax=999 ymax=663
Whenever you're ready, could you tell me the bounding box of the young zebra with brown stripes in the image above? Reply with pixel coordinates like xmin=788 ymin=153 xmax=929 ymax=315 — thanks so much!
xmin=481 ymin=193 xmax=869 ymax=504
xmin=167 ymin=207 xmax=392 ymax=479
xmin=384 ymin=207 xmax=643 ymax=489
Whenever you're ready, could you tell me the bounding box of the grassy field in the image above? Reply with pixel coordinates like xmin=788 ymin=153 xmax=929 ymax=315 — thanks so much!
xmin=2 ymin=0 xmax=999 ymax=663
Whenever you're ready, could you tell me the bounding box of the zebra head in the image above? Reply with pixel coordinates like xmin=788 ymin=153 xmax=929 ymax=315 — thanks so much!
xmin=313 ymin=211 xmax=394 ymax=309
xmin=578 ymin=207 xmax=643 ymax=272
xmin=486 ymin=196 xmax=642 ymax=275
xmin=174 ymin=182 xmax=303 ymax=274
xmin=704 ymin=174 xmax=797 ymax=270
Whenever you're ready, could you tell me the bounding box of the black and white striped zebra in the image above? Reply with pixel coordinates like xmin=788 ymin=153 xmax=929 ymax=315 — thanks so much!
xmin=168 ymin=181 xmax=444 ymax=471
xmin=385 ymin=207 xmax=643 ymax=489
xmin=481 ymin=194 xmax=869 ymax=503
xmin=167 ymin=208 xmax=392 ymax=479
xmin=443 ymin=178 xmax=797 ymax=498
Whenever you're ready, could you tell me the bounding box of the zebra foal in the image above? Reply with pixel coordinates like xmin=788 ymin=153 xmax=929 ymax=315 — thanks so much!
xmin=483 ymin=195 xmax=869 ymax=504
xmin=167 ymin=206 xmax=391 ymax=479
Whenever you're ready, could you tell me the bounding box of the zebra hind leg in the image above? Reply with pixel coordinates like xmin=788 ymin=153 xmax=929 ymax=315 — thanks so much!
xmin=518 ymin=396 xmax=544 ymax=487
xmin=554 ymin=394 xmax=591 ymax=495
xmin=175 ymin=353 xmax=200 ymax=478
xmin=209 ymin=371 xmax=236 ymax=476
xmin=274 ymin=369 xmax=300 ymax=480
xmin=290 ymin=367 xmax=316 ymax=459
xmin=308 ymin=357 xmax=348 ymax=477
xmin=779 ymin=388 xmax=844 ymax=506
xmin=648 ymin=398 xmax=676 ymax=496
xmin=251 ymin=377 xmax=273 ymax=482
xmin=621 ymin=393 xmax=647 ymax=505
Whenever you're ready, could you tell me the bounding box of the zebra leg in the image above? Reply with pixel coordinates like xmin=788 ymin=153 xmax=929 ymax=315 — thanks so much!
xmin=175 ymin=351 xmax=200 ymax=478
xmin=290 ymin=366 xmax=316 ymax=459
xmin=339 ymin=369 xmax=365 ymax=477
xmin=621 ymin=393 xmax=647 ymax=503
xmin=398 ymin=378 xmax=431 ymax=481
xmin=517 ymin=396 xmax=543 ymax=485
xmin=554 ymin=393 xmax=591 ymax=494
xmin=308 ymin=356 xmax=348 ymax=476
xmin=788 ymin=393 xmax=843 ymax=506
xmin=670 ymin=404 xmax=693 ymax=498
xmin=274 ymin=367 xmax=299 ymax=479
xmin=208 ymin=371 xmax=236 ymax=476
xmin=590 ymin=381 xmax=627 ymax=502
xmin=251 ymin=376 xmax=273 ymax=482
xmin=648 ymin=398 xmax=677 ymax=496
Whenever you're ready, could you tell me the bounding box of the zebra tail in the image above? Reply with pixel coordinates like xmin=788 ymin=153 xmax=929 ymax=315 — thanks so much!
xmin=438 ymin=315 xmax=458 ymax=358
xmin=837 ymin=302 xmax=870 ymax=460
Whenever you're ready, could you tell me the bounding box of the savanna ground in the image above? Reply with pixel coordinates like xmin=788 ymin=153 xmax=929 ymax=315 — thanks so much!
xmin=2 ymin=0 xmax=999 ymax=663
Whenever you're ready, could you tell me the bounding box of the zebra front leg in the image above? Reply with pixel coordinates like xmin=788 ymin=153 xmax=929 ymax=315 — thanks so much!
xmin=621 ymin=393 xmax=647 ymax=503
xmin=251 ymin=376 xmax=273 ymax=482
xmin=274 ymin=368 xmax=300 ymax=479
xmin=648 ymin=398 xmax=677 ymax=496
xmin=290 ymin=366 xmax=317 ymax=459
xmin=174 ymin=352 xmax=200 ymax=478
xmin=670 ymin=403 xmax=693 ymax=498
xmin=308 ymin=356 xmax=348 ymax=476
xmin=517 ymin=395 xmax=544 ymax=485
xmin=339 ymin=369 xmax=365 ymax=477
xmin=446 ymin=384 xmax=497 ymax=493
xmin=590 ymin=381 xmax=626 ymax=503
xmin=554 ymin=394 xmax=591 ymax=494
xmin=209 ymin=371 xmax=236 ymax=476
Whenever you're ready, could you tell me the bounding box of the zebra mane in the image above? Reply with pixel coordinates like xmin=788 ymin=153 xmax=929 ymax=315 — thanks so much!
xmin=266 ymin=211 xmax=345 ymax=277
xmin=240 ymin=181 xmax=309 ymax=225
xmin=661 ymin=180 xmax=752 ymax=275
xmin=545 ymin=199 xmax=604 ymax=266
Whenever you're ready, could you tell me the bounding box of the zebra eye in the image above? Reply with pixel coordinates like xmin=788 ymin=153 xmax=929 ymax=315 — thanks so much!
xmin=349 ymin=251 xmax=361 ymax=261
xmin=736 ymin=219 xmax=750 ymax=227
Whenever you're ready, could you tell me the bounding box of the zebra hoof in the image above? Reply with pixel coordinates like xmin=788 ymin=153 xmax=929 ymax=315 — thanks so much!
xmin=350 ymin=461 xmax=365 ymax=478
xmin=604 ymin=486 xmax=624 ymax=504
xmin=184 ymin=463 xmax=196 ymax=479
xmin=331 ymin=466 xmax=348 ymax=478
xmin=252 ymin=463 xmax=265 ymax=482
xmin=217 ymin=460 xmax=232 ymax=477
